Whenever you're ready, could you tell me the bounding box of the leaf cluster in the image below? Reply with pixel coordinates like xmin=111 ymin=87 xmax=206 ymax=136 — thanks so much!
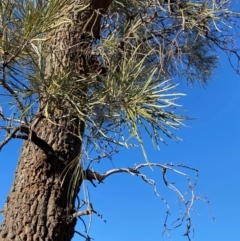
xmin=1 ymin=0 xmax=240 ymax=160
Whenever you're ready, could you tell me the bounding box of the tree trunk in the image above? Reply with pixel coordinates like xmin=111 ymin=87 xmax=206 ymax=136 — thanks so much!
xmin=0 ymin=118 xmax=82 ymax=241
xmin=0 ymin=0 xmax=113 ymax=240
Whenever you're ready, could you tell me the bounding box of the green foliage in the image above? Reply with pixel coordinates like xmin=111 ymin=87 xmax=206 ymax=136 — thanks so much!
xmin=1 ymin=1 xmax=240 ymax=238
xmin=1 ymin=0 xmax=240 ymax=161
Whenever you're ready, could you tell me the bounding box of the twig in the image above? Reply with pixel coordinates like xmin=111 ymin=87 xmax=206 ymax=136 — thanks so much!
xmin=82 ymin=162 xmax=199 ymax=240
xmin=0 ymin=126 xmax=21 ymax=151
xmin=74 ymin=230 xmax=92 ymax=241
xmin=0 ymin=124 xmax=54 ymax=156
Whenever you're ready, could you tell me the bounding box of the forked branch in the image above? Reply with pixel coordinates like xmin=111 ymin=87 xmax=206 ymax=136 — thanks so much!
xmin=81 ymin=162 xmax=204 ymax=240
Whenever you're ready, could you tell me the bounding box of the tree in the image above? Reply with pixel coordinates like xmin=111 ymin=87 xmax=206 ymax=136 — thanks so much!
xmin=0 ymin=0 xmax=239 ymax=240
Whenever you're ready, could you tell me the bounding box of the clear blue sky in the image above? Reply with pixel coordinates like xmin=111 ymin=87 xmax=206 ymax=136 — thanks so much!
xmin=1 ymin=6 xmax=240 ymax=241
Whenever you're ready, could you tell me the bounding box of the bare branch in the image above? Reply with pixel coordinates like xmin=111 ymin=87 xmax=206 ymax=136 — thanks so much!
xmin=83 ymin=162 xmax=200 ymax=240
xmin=0 ymin=66 xmax=28 ymax=124
xmin=0 ymin=124 xmax=54 ymax=156
xmin=74 ymin=230 xmax=92 ymax=241
xmin=71 ymin=203 xmax=106 ymax=222
xmin=83 ymin=162 xmax=196 ymax=184
xmin=0 ymin=126 xmax=21 ymax=151
xmin=72 ymin=209 xmax=92 ymax=219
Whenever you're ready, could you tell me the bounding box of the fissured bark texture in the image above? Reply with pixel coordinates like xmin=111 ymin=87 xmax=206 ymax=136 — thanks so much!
xmin=0 ymin=117 xmax=82 ymax=241
xmin=0 ymin=0 xmax=113 ymax=240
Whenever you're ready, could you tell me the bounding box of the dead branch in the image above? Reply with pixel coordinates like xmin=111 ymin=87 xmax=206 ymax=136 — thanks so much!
xmin=83 ymin=162 xmax=200 ymax=240
xmin=74 ymin=230 xmax=92 ymax=241
xmin=0 ymin=65 xmax=28 ymax=124
xmin=0 ymin=126 xmax=21 ymax=151
xmin=71 ymin=202 xmax=106 ymax=222
xmin=0 ymin=124 xmax=54 ymax=156
xmin=83 ymin=162 xmax=195 ymax=184
xmin=72 ymin=209 xmax=92 ymax=218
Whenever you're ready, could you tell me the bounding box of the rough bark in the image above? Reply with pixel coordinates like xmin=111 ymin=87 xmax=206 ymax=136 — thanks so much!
xmin=0 ymin=118 xmax=82 ymax=241
xmin=0 ymin=0 xmax=113 ymax=240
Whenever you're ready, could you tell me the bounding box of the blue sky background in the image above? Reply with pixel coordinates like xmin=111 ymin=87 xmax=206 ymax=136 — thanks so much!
xmin=1 ymin=3 xmax=240 ymax=241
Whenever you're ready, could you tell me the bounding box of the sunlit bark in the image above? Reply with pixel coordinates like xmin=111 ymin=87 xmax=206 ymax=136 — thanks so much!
xmin=0 ymin=1 xmax=113 ymax=240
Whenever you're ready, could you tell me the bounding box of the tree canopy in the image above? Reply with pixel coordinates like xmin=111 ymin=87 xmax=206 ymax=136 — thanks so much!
xmin=0 ymin=0 xmax=240 ymax=240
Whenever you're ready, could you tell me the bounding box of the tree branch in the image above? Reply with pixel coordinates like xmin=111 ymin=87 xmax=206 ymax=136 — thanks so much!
xmin=74 ymin=230 xmax=92 ymax=241
xmin=83 ymin=162 xmax=193 ymax=184
xmin=0 ymin=124 xmax=54 ymax=156
xmin=19 ymin=125 xmax=55 ymax=156
xmin=72 ymin=208 xmax=92 ymax=218
xmin=0 ymin=64 xmax=28 ymax=124
xmin=0 ymin=127 xmax=21 ymax=151
xmin=71 ymin=202 xmax=106 ymax=222
xmin=83 ymin=162 xmax=200 ymax=240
